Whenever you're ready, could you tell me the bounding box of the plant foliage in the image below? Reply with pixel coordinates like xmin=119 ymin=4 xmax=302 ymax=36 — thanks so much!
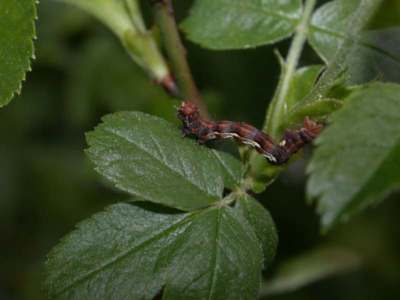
xmin=0 ymin=0 xmax=37 ymax=107
xmin=14 ymin=0 xmax=396 ymax=299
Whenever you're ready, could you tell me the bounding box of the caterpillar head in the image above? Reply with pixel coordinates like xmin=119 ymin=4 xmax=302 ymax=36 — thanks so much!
xmin=303 ymin=117 xmax=323 ymax=137
xmin=177 ymin=101 xmax=200 ymax=125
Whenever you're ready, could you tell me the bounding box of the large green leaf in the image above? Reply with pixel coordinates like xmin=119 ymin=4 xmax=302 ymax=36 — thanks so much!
xmin=86 ymin=112 xmax=243 ymax=211
xmin=181 ymin=0 xmax=302 ymax=50
xmin=309 ymin=0 xmax=398 ymax=84
xmin=0 ymin=0 xmax=37 ymax=107
xmin=307 ymin=83 xmax=400 ymax=230
xmin=45 ymin=202 xmax=265 ymax=300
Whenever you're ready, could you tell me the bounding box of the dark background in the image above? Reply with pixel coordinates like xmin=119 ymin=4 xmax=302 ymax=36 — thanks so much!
xmin=1 ymin=1 xmax=400 ymax=299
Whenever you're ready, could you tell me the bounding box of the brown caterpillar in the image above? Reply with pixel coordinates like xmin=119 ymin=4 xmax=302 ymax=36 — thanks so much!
xmin=177 ymin=101 xmax=322 ymax=165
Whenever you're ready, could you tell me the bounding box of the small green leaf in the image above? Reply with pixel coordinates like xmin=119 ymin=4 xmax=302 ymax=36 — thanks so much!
xmin=260 ymin=247 xmax=361 ymax=296
xmin=234 ymin=194 xmax=278 ymax=265
xmin=86 ymin=112 xmax=243 ymax=211
xmin=285 ymin=65 xmax=324 ymax=110
xmin=282 ymin=65 xmax=343 ymax=129
xmin=0 ymin=0 xmax=37 ymax=107
xmin=62 ymin=0 xmax=169 ymax=81
xmin=181 ymin=0 xmax=302 ymax=50
xmin=285 ymin=98 xmax=343 ymax=128
xmin=45 ymin=202 xmax=264 ymax=300
xmin=307 ymin=83 xmax=400 ymax=230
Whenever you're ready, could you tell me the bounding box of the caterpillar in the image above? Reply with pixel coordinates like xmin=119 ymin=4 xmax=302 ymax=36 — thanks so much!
xmin=177 ymin=101 xmax=322 ymax=165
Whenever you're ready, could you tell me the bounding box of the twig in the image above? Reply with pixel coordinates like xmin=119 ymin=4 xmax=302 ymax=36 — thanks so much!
xmin=149 ymin=0 xmax=208 ymax=117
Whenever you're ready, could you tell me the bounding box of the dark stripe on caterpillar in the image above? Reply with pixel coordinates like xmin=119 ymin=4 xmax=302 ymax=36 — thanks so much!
xmin=177 ymin=101 xmax=322 ymax=165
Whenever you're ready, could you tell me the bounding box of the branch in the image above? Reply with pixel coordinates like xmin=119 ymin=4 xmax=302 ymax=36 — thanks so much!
xmin=149 ymin=0 xmax=208 ymax=117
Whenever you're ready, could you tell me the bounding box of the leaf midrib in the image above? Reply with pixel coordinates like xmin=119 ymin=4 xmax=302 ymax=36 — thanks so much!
xmin=207 ymin=208 xmax=222 ymax=300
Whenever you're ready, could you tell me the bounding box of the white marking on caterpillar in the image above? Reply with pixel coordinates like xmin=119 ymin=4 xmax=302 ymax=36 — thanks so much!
xmin=262 ymin=153 xmax=277 ymax=163
xmin=217 ymin=132 xmax=239 ymax=139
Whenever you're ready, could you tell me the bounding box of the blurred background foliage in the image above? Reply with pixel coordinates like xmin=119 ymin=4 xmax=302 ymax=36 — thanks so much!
xmin=1 ymin=0 xmax=400 ymax=299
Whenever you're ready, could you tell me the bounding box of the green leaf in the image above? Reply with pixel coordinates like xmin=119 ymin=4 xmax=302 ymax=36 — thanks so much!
xmin=309 ymin=0 xmax=398 ymax=84
xmin=283 ymin=65 xmax=343 ymax=128
xmin=285 ymin=98 xmax=343 ymax=128
xmin=211 ymin=149 xmax=244 ymax=190
xmin=260 ymin=247 xmax=361 ymax=296
xmin=307 ymin=83 xmax=400 ymax=230
xmin=234 ymin=194 xmax=278 ymax=265
xmin=0 ymin=0 xmax=37 ymax=107
xmin=181 ymin=0 xmax=302 ymax=50
xmin=62 ymin=0 xmax=169 ymax=81
xmin=347 ymin=27 xmax=400 ymax=84
xmin=285 ymin=65 xmax=324 ymax=110
xmin=86 ymin=112 xmax=243 ymax=211
xmin=162 ymin=203 xmax=263 ymax=300
xmin=45 ymin=202 xmax=264 ymax=300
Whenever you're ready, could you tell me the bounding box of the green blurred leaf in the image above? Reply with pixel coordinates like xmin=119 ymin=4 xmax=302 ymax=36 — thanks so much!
xmin=0 ymin=0 xmax=37 ymax=107
xmin=65 ymin=37 xmax=174 ymax=126
xmin=86 ymin=112 xmax=243 ymax=211
xmin=347 ymin=27 xmax=400 ymax=84
xmin=234 ymin=194 xmax=278 ymax=265
xmin=181 ymin=0 xmax=302 ymax=50
xmin=297 ymin=0 xmax=382 ymax=113
xmin=309 ymin=0 xmax=398 ymax=84
xmin=307 ymin=83 xmax=400 ymax=230
xmin=45 ymin=202 xmax=264 ymax=300
xmin=260 ymin=247 xmax=361 ymax=296
xmin=309 ymin=0 xmax=364 ymax=63
xmin=62 ymin=0 xmax=168 ymax=80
